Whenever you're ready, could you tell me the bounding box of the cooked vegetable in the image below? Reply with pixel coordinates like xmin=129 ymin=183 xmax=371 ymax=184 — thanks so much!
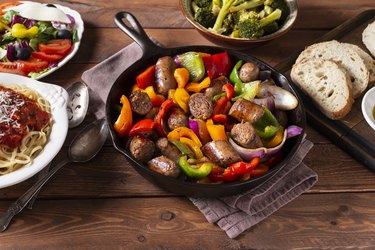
xmin=178 ymin=155 xmax=212 ymax=179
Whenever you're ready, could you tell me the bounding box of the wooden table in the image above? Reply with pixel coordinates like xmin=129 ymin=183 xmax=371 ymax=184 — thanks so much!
xmin=1 ymin=0 xmax=375 ymax=249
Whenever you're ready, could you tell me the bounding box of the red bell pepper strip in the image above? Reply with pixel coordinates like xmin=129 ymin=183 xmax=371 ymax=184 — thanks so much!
xmin=154 ymin=98 xmax=175 ymax=136
xmin=208 ymin=166 xmax=238 ymax=182
xmin=113 ymin=95 xmax=133 ymax=137
xmin=212 ymin=95 xmax=229 ymax=116
xmin=136 ymin=64 xmax=156 ymax=89
xmin=230 ymin=157 xmax=260 ymax=175
xmin=222 ymin=83 xmax=234 ymax=100
xmin=212 ymin=114 xmax=227 ymax=124
xmin=202 ymin=52 xmax=232 ymax=79
xmin=251 ymin=164 xmax=269 ymax=177
xmin=129 ymin=119 xmax=156 ymax=136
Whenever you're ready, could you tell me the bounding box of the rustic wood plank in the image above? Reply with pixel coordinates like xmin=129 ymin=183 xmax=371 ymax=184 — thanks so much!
xmin=1 ymin=193 xmax=375 ymax=249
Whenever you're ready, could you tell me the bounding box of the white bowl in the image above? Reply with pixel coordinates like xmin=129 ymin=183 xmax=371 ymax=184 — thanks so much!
xmin=0 ymin=73 xmax=69 ymax=188
xmin=361 ymin=86 xmax=375 ymax=130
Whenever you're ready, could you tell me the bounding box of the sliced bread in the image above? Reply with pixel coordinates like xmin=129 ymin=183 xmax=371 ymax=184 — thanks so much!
xmin=291 ymin=58 xmax=354 ymax=120
xmin=362 ymin=21 xmax=375 ymax=58
xmin=341 ymin=42 xmax=375 ymax=85
xmin=296 ymin=40 xmax=369 ymax=98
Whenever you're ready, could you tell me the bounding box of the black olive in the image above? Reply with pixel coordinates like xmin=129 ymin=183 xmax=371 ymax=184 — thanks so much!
xmin=56 ymin=29 xmax=72 ymax=39
xmin=15 ymin=47 xmax=31 ymax=60
xmin=46 ymin=4 xmax=56 ymax=8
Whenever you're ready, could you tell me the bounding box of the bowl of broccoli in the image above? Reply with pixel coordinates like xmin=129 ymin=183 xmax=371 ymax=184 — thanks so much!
xmin=179 ymin=0 xmax=298 ymax=48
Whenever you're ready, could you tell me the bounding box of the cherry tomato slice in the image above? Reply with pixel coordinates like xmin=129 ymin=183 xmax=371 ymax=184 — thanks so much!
xmin=16 ymin=57 xmax=49 ymax=73
xmin=38 ymin=39 xmax=72 ymax=56
xmin=0 ymin=62 xmax=27 ymax=76
xmin=32 ymin=51 xmax=64 ymax=62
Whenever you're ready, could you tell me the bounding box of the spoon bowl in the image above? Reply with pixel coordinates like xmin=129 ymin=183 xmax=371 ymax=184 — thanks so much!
xmin=67 ymin=81 xmax=89 ymax=128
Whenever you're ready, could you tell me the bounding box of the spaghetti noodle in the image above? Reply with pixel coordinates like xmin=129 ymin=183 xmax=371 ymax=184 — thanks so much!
xmin=0 ymin=84 xmax=52 ymax=175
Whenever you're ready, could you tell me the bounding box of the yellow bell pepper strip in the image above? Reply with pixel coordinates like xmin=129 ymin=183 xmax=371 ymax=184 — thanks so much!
xmin=229 ymin=60 xmax=243 ymax=85
xmin=129 ymin=119 xmax=156 ymax=136
xmin=114 ymin=95 xmax=133 ymax=137
xmin=168 ymin=89 xmax=176 ymax=102
xmin=179 ymin=137 xmax=204 ymax=159
xmin=262 ymin=126 xmax=284 ymax=148
xmin=174 ymin=68 xmax=190 ymax=88
xmin=143 ymin=86 xmax=165 ymax=107
xmin=11 ymin=23 xmax=39 ymax=39
xmin=136 ymin=64 xmax=156 ymax=89
xmin=131 ymin=83 xmax=140 ymax=92
xmin=253 ymin=107 xmax=280 ymax=139
xmin=154 ymin=98 xmax=175 ymax=137
xmin=206 ymin=119 xmax=227 ymax=141
xmin=174 ymin=87 xmax=190 ymax=113
xmin=185 ymin=76 xmax=211 ymax=93
xmin=167 ymin=127 xmax=202 ymax=147
xmin=178 ymin=155 xmax=212 ymax=179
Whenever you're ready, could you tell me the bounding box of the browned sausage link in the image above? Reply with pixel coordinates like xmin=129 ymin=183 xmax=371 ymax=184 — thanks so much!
xmin=148 ymin=155 xmax=181 ymax=178
xmin=239 ymin=62 xmax=260 ymax=82
xmin=155 ymin=137 xmax=182 ymax=163
xmin=201 ymin=140 xmax=242 ymax=167
xmin=228 ymin=98 xmax=265 ymax=123
xmin=188 ymin=93 xmax=213 ymax=120
xmin=129 ymin=89 xmax=153 ymax=115
xmin=204 ymin=76 xmax=229 ymax=99
xmin=155 ymin=56 xmax=177 ymax=96
xmin=167 ymin=107 xmax=188 ymax=131
xmin=129 ymin=135 xmax=156 ymax=163
xmin=231 ymin=122 xmax=263 ymax=148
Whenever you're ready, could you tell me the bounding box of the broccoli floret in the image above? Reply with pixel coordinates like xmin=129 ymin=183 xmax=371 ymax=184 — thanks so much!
xmin=237 ymin=8 xmax=281 ymax=38
xmin=263 ymin=21 xmax=279 ymax=35
xmin=221 ymin=12 xmax=236 ymax=35
xmin=228 ymin=0 xmax=266 ymax=13
xmin=210 ymin=0 xmax=243 ymax=34
xmin=270 ymin=0 xmax=289 ymax=23
xmin=192 ymin=2 xmax=217 ymax=28
xmin=212 ymin=0 xmax=222 ymax=16
xmin=194 ymin=0 xmax=211 ymax=8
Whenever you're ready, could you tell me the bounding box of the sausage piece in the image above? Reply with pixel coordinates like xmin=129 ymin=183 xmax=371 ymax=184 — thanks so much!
xmin=156 ymin=137 xmax=182 ymax=163
xmin=155 ymin=56 xmax=177 ymax=96
xmin=188 ymin=93 xmax=213 ymax=120
xmin=231 ymin=122 xmax=263 ymax=148
xmin=239 ymin=62 xmax=260 ymax=82
xmin=229 ymin=98 xmax=264 ymax=123
xmin=167 ymin=107 xmax=188 ymax=131
xmin=129 ymin=89 xmax=153 ymax=116
xmin=148 ymin=155 xmax=181 ymax=178
xmin=204 ymin=76 xmax=229 ymax=99
xmin=129 ymin=135 xmax=155 ymax=163
xmin=201 ymin=140 xmax=242 ymax=167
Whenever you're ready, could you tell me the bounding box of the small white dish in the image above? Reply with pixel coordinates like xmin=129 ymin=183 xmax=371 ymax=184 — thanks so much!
xmin=361 ymin=86 xmax=375 ymax=131
xmin=0 ymin=73 xmax=69 ymax=188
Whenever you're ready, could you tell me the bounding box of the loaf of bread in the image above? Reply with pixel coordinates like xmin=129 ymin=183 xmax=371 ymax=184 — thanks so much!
xmin=362 ymin=21 xmax=375 ymax=58
xmin=296 ymin=40 xmax=369 ymax=98
xmin=291 ymin=58 xmax=354 ymax=120
xmin=341 ymin=42 xmax=375 ymax=85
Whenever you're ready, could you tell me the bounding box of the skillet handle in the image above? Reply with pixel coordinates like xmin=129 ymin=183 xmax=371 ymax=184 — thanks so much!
xmin=114 ymin=11 xmax=162 ymax=56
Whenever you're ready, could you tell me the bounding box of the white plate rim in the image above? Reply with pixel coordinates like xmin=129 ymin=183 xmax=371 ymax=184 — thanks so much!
xmin=0 ymin=72 xmax=69 ymax=188
xmin=362 ymin=86 xmax=375 ymax=131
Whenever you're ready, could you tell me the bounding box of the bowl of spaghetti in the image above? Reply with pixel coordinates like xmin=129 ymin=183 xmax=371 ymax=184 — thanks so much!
xmin=0 ymin=72 xmax=68 ymax=188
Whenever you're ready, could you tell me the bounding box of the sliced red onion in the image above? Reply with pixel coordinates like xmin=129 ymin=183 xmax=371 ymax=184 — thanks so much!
xmin=251 ymin=97 xmax=275 ymax=113
xmin=229 ymin=125 xmax=303 ymax=161
xmin=173 ymin=55 xmax=181 ymax=68
xmin=52 ymin=14 xmax=76 ymax=30
xmin=10 ymin=15 xmax=36 ymax=28
xmin=188 ymin=118 xmax=200 ymax=136
xmin=6 ymin=44 xmax=16 ymax=61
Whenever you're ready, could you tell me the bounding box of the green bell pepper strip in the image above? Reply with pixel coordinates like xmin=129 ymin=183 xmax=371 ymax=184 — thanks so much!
xmin=232 ymin=80 xmax=261 ymax=101
xmin=229 ymin=60 xmax=243 ymax=86
xmin=253 ymin=107 xmax=280 ymax=139
xmin=178 ymin=155 xmax=212 ymax=179
xmin=169 ymin=139 xmax=195 ymax=159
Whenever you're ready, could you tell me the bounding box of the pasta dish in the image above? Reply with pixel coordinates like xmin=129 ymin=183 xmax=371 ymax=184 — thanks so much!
xmin=0 ymin=83 xmax=51 ymax=175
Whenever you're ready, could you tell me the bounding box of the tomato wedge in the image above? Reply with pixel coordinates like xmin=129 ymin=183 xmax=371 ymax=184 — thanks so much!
xmin=32 ymin=51 xmax=64 ymax=62
xmin=0 ymin=62 xmax=27 ymax=76
xmin=16 ymin=57 xmax=49 ymax=73
xmin=38 ymin=39 xmax=72 ymax=56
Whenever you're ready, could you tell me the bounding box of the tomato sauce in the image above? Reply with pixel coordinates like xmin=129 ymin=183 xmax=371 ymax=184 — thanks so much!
xmin=0 ymin=86 xmax=50 ymax=149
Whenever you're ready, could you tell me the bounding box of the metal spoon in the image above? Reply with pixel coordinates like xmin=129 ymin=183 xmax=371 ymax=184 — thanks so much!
xmin=27 ymin=81 xmax=89 ymax=209
xmin=0 ymin=118 xmax=109 ymax=232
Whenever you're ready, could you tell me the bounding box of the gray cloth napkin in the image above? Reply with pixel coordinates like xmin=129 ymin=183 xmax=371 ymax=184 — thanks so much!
xmin=81 ymin=42 xmax=318 ymax=239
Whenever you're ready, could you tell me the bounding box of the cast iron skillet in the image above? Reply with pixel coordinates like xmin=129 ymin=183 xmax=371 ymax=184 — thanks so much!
xmin=106 ymin=11 xmax=306 ymax=197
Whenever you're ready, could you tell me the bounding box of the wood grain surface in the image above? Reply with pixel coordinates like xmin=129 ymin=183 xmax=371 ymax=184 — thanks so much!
xmin=0 ymin=0 xmax=375 ymax=249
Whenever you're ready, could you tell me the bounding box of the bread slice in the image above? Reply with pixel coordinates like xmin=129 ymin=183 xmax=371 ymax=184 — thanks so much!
xmin=291 ymin=58 xmax=354 ymax=120
xmin=341 ymin=42 xmax=375 ymax=85
xmin=362 ymin=21 xmax=375 ymax=58
xmin=296 ymin=40 xmax=369 ymax=98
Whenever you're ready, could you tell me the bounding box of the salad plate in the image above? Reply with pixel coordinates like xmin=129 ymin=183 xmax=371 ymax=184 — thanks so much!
xmin=0 ymin=1 xmax=84 ymax=79
xmin=0 ymin=72 xmax=69 ymax=189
